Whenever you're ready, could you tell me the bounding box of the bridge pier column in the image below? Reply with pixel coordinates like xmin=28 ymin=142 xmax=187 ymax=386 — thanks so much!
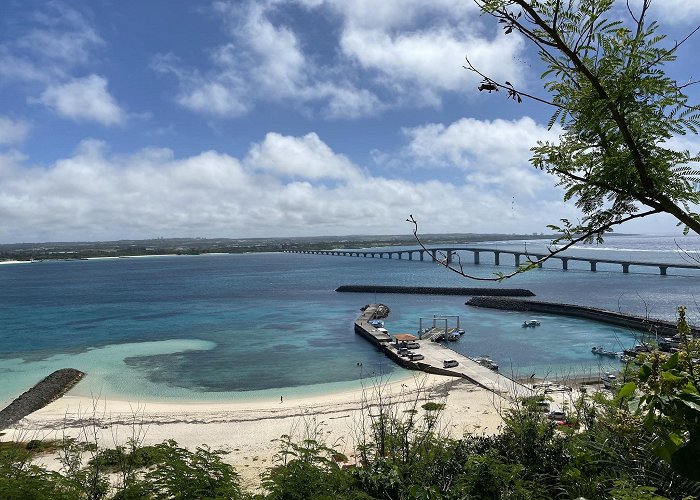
xmin=561 ymin=258 xmax=568 ymax=270
xmin=397 ymin=252 xmax=402 ymax=260
xmin=419 ymin=251 xmax=424 ymax=261
xmin=447 ymin=251 xmax=453 ymax=264
xmin=514 ymin=253 xmax=520 ymax=266
xmin=622 ymin=263 xmax=629 ymax=273
xmin=473 ymin=251 xmax=480 ymax=265
xmin=590 ymin=261 xmax=597 ymax=272
xmin=494 ymin=251 xmax=500 ymax=266
xmin=660 ymin=266 xmax=668 ymax=276
xmin=408 ymin=251 xmax=413 ymax=261
xmin=431 ymin=250 xmax=438 ymax=262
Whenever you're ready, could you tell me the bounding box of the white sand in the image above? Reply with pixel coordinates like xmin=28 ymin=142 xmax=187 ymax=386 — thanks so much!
xmin=5 ymin=373 xmax=508 ymax=489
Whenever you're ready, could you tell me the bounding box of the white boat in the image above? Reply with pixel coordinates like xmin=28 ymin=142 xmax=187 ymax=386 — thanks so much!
xmin=591 ymin=346 xmax=618 ymax=357
xmin=601 ymin=372 xmax=617 ymax=389
xmin=368 ymin=319 xmax=384 ymax=328
xmin=522 ymin=319 xmax=541 ymax=328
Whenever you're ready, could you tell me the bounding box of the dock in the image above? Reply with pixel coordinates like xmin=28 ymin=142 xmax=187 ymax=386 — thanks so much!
xmin=355 ymin=305 xmax=532 ymax=398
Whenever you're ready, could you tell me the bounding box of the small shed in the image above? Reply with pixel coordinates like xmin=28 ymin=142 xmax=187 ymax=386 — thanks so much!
xmin=394 ymin=333 xmax=417 ymax=346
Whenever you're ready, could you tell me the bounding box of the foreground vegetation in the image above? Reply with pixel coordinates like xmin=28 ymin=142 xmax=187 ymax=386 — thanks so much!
xmin=2 ymin=309 xmax=698 ymax=499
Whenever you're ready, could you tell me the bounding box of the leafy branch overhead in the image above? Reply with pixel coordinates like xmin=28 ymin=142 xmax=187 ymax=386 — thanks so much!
xmin=469 ymin=0 xmax=700 ymax=241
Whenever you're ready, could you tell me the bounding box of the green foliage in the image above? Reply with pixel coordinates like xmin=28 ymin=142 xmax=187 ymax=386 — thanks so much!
xmin=627 ymin=306 xmax=700 ymax=480
xmin=136 ymin=439 xmax=244 ymax=500
xmin=476 ymin=0 xmax=700 ymax=241
xmin=260 ymin=434 xmax=364 ymax=500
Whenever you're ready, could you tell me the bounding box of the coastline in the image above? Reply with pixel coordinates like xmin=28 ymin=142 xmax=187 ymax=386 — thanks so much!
xmin=8 ymin=373 xmax=508 ymax=489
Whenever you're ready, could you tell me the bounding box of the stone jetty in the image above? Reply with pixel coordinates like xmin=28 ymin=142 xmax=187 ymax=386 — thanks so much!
xmin=467 ymin=296 xmax=698 ymax=337
xmin=338 ymin=285 xmax=535 ymax=296
xmin=0 ymin=368 xmax=85 ymax=431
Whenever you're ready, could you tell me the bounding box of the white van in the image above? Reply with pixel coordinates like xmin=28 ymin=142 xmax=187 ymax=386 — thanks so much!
xmin=443 ymin=359 xmax=459 ymax=368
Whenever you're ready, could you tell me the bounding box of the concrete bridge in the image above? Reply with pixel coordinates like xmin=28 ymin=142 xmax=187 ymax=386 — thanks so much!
xmin=285 ymin=247 xmax=699 ymax=276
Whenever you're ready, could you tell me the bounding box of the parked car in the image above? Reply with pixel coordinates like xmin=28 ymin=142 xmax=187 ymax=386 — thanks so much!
xmin=443 ymin=359 xmax=459 ymax=368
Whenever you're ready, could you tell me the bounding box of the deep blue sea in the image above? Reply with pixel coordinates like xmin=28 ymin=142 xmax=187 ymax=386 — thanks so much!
xmin=1 ymin=234 xmax=699 ymax=405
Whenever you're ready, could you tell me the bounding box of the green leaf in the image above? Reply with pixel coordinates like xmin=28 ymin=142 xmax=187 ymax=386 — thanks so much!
xmin=617 ymin=382 xmax=636 ymax=398
xmin=661 ymin=371 xmax=684 ymax=383
xmin=662 ymin=352 xmax=679 ymax=370
xmin=638 ymin=363 xmax=652 ymax=382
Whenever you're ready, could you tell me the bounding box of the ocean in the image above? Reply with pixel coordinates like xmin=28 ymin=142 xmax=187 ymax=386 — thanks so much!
xmin=1 ymin=234 xmax=699 ymax=405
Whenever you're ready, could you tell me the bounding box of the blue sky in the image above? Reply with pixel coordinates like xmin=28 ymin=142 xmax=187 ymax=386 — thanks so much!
xmin=1 ymin=0 xmax=699 ymax=243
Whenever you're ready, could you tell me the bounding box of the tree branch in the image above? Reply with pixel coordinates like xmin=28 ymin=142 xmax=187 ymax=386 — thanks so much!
xmin=407 ymin=209 xmax=662 ymax=281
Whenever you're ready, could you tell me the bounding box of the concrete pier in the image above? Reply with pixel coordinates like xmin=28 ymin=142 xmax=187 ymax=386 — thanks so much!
xmin=355 ymin=305 xmax=532 ymax=397
xmin=467 ymin=297 xmax=700 ymax=337
xmin=337 ymin=285 xmax=535 ymax=297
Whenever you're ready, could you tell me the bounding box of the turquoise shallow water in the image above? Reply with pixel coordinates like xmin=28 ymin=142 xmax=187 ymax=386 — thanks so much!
xmin=1 ymin=235 xmax=698 ymax=405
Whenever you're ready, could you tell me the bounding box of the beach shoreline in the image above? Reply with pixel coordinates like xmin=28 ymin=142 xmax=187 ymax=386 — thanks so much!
xmin=6 ymin=373 xmax=509 ymax=489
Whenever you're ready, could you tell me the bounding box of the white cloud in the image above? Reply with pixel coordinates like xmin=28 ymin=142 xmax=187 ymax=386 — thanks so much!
xmin=246 ymin=132 xmax=361 ymax=180
xmin=38 ymin=75 xmax=125 ymax=126
xmin=0 ymin=117 xmax=31 ymax=144
xmin=0 ymin=132 xmax=573 ymax=242
xmin=628 ymin=0 xmax=700 ymax=25
xmin=0 ymin=1 xmax=103 ymax=83
xmin=402 ymin=117 xmax=562 ymax=196
xmin=155 ymin=0 xmax=523 ymax=118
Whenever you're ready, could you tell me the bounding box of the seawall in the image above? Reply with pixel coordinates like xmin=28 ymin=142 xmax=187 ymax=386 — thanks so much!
xmin=467 ymin=297 xmax=698 ymax=337
xmin=338 ymin=285 xmax=535 ymax=297
xmin=0 ymin=368 xmax=86 ymax=430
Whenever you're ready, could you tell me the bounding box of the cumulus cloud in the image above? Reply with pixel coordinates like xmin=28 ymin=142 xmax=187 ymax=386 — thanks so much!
xmin=0 ymin=116 xmax=31 ymax=144
xmin=38 ymin=75 xmax=125 ymax=125
xmin=246 ymin=132 xmax=361 ymax=180
xmin=0 ymin=131 xmax=575 ymax=242
xmin=402 ymin=117 xmax=562 ymax=196
xmin=154 ymin=0 xmax=524 ymax=118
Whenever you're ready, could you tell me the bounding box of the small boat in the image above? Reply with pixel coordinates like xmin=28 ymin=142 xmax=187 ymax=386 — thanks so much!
xmin=622 ymin=344 xmax=650 ymax=357
xmin=591 ymin=346 xmax=618 ymax=357
xmin=368 ymin=319 xmax=384 ymax=328
xmin=522 ymin=319 xmax=541 ymax=328
xmin=601 ymin=372 xmax=617 ymax=389
xmin=473 ymin=357 xmax=499 ymax=371
xmin=447 ymin=332 xmax=461 ymax=341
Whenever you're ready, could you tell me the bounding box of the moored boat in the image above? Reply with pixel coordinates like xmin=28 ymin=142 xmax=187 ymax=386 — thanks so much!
xmin=591 ymin=346 xmax=619 ymax=357
xmin=522 ymin=319 xmax=541 ymax=328
xmin=601 ymin=372 xmax=617 ymax=389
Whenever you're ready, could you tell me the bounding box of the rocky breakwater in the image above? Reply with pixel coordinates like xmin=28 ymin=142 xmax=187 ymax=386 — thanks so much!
xmin=0 ymin=368 xmax=86 ymax=430
xmin=467 ymin=297 xmax=698 ymax=337
xmin=338 ymin=285 xmax=535 ymax=296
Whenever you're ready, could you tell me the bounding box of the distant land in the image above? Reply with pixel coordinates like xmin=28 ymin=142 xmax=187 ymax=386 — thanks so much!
xmin=0 ymin=233 xmax=569 ymax=262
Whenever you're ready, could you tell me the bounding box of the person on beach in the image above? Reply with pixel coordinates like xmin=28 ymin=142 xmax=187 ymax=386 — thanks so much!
xmin=280 ymin=396 xmax=283 ymax=403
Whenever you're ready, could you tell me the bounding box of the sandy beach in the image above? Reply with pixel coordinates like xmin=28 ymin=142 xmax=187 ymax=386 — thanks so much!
xmin=6 ymin=373 xmax=509 ymax=489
